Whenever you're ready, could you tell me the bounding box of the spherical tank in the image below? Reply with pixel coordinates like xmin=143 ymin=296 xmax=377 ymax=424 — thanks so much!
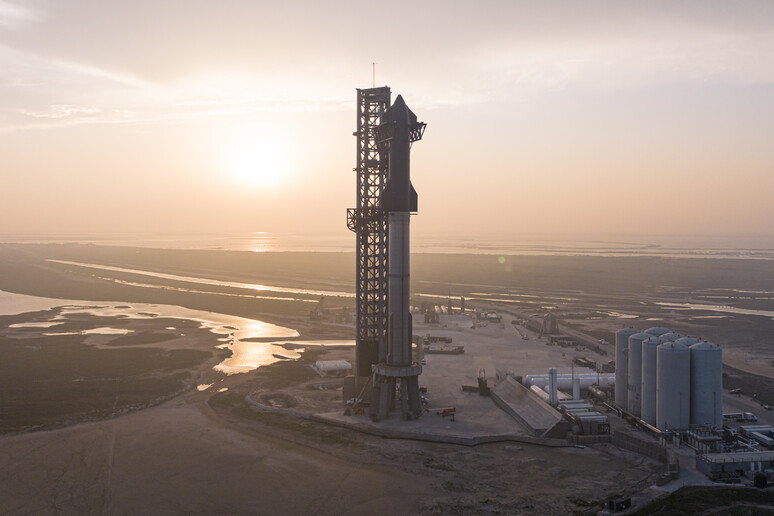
xmin=645 ymin=327 xmax=671 ymax=337
xmin=640 ymin=336 xmax=663 ymax=425
xmin=660 ymin=333 xmax=683 ymax=342
xmin=627 ymin=332 xmax=651 ymax=416
xmin=656 ymin=341 xmax=691 ymax=431
xmin=615 ymin=328 xmax=639 ymax=409
xmin=676 ymin=336 xmax=700 ymax=346
xmin=690 ymin=341 xmax=723 ymax=427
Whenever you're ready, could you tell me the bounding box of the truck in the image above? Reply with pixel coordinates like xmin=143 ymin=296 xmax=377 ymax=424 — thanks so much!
xmin=723 ymin=412 xmax=758 ymax=423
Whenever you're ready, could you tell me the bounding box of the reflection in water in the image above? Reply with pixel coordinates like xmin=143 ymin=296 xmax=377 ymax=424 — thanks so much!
xmin=0 ymin=290 xmax=81 ymax=316
xmin=1 ymin=289 xmax=303 ymax=375
xmin=8 ymin=321 xmax=62 ymax=328
xmin=656 ymin=302 xmax=774 ymax=319
xmin=54 ymin=303 xmax=302 ymax=373
xmin=215 ymin=339 xmax=354 ymax=374
xmin=216 ymin=341 xmax=302 ymax=374
xmin=107 ymin=278 xmax=317 ymax=303
xmin=269 ymin=339 xmax=355 ymax=347
xmin=9 ymin=231 xmax=774 ymax=258
xmin=48 ymin=259 xmax=354 ymax=298
xmin=82 ymin=327 xmax=134 ymax=335
xmin=603 ymin=311 xmax=639 ymax=319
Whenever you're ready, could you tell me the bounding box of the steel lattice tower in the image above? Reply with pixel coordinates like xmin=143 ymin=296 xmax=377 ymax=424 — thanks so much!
xmin=347 ymin=87 xmax=391 ymax=380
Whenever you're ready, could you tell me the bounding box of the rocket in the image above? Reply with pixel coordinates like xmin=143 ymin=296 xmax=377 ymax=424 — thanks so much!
xmin=382 ymin=95 xmax=419 ymax=369
xmin=373 ymin=94 xmax=425 ymax=419
xmin=381 ymin=95 xmax=418 ymax=214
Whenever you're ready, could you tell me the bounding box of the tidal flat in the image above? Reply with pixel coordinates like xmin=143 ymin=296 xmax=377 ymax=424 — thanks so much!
xmin=1 ymin=242 xmax=772 ymax=369
xmin=1 ymin=242 xmax=773 ymax=514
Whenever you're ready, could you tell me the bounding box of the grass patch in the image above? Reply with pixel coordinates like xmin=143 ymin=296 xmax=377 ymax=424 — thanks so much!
xmin=420 ymin=456 xmax=456 ymax=472
xmin=252 ymin=353 xmax=320 ymax=390
xmin=0 ymin=335 xmax=211 ymax=433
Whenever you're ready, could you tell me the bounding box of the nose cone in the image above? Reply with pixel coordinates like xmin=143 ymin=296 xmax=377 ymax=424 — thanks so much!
xmin=385 ymin=94 xmax=417 ymax=125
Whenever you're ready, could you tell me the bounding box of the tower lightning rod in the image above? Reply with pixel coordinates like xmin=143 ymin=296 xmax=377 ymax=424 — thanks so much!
xmin=372 ymin=62 xmax=376 ymax=87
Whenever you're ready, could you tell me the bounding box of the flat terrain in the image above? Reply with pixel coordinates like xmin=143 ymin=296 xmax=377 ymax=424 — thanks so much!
xmin=630 ymin=485 xmax=774 ymax=515
xmin=0 ymin=308 xmax=223 ymax=433
xmin=0 ymin=310 xmax=660 ymax=515
xmin=1 ymin=243 xmax=771 ymax=374
xmin=0 ymin=379 xmax=660 ymax=515
xmin=1 ymin=243 xmax=773 ymax=513
xmin=0 ymin=391 xmax=430 ymax=515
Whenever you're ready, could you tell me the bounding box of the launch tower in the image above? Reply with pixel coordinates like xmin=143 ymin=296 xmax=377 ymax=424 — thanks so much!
xmin=347 ymin=87 xmax=426 ymax=420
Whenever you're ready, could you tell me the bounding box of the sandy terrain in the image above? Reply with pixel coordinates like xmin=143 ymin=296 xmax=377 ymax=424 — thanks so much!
xmin=0 ymin=392 xmax=430 ymax=515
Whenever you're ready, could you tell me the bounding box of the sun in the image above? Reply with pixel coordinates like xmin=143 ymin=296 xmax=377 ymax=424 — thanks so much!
xmin=227 ymin=142 xmax=284 ymax=188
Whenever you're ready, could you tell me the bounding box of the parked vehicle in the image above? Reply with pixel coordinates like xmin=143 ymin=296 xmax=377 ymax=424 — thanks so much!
xmin=723 ymin=412 xmax=758 ymax=422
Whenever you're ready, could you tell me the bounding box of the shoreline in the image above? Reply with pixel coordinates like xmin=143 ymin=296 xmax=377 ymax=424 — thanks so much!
xmin=1 ymin=242 xmax=772 ymax=379
xmin=2 ymin=233 xmax=773 ymax=260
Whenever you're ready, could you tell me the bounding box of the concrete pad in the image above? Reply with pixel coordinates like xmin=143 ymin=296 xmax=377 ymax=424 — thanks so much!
xmin=314 ymin=400 xmax=567 ymax=447
xmin=310 ymin=315 xmax=588 ymax=446
xmin=315 ymin=377 xmax=535 ymax=445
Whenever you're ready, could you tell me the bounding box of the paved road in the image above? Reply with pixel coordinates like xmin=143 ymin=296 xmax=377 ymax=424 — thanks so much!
xmin=723 ymin=390 xmax=774 ymax=427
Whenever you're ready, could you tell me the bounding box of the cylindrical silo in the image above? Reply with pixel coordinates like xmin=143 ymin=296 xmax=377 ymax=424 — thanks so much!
xmin=676 ymin=336 xmax=700 ymax=346
xmin=690 ymin=341 xmax=723 ymax=427
xmin=660 ymin=333 xmax=683 ymax=342
xmin=656 ymin=341 xmax=691 ymax=431
xmin=548 ymin=367 xmax=558 ymax=405
xmin=524 ymin=373 xmax=615 ymax=389
xmin=627 ymin=332 xmax=651 ymax=416
xmin=615 ymin=328 xmax=639 ymax=409
xmin=645 ymin=327 xmax=671 ymax=337
xmin=573 ymin=377 xmax=581 ymax=401
xmin=640 ymin=336 xmax=662 ymax=425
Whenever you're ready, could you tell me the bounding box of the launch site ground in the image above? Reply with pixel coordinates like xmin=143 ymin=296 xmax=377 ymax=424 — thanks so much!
xmin=312 ymin=317 xmax=603 ymax=443
xmin=0 ymin=307 xmax=660 ymax=515
xmin=2 ymin=243 xmax=774 ymax=514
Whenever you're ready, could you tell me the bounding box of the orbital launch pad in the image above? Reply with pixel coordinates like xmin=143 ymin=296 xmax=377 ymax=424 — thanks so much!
xmin=347 ymin=86 xmax=426 ymax=420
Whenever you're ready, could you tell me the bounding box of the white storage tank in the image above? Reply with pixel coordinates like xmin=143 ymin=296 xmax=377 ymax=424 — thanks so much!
xmin=640 ymin=336 xmax=663 ymax=425
xmin=573 ymin=377 xmax=581 ymax=400
xmin=660 ymin=332 xmax=683 ymax=342
xmin=645 ymin=327 xmax=671 ymax=337
xmin=676 ymin=336 xmax=700 ymax=346
xmin=627 ymin=332 xmax=651 ymax=416
xmin=657 ymin=341 xmax=691 ymax=431
xmin=548 ymin=367 xmax=558 ymax=405
xmin=525 ymin=373 xmax=615 ymax=390
xmin=615 ymin=328 xmax=639 ymax=409
xmin=690 ymin=341 xmax=723 ymax=427
xmin=530 ymin=385 xmax=550 ymax=402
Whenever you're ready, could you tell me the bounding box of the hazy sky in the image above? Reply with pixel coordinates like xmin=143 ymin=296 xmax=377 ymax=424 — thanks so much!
xmin=1 ymin=1 xmax=772 ymax=241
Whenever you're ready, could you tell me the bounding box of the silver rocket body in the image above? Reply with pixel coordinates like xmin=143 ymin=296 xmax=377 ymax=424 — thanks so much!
xmin=388 ymin=211 xmax=411 ymax=367
xmin=373 ymin=95 xmax=424 ymax=420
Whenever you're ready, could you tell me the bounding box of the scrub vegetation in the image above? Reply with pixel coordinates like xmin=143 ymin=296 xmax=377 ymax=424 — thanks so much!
xmin=0 ymin=333 xmax=212 ymax=434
